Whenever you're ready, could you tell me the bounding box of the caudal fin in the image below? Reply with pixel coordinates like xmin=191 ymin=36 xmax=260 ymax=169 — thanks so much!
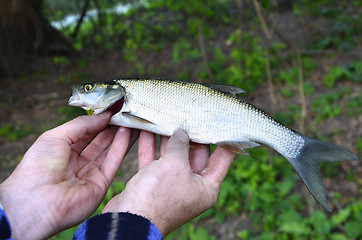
xmin=288 ymin=134 xmax=358 ymax=212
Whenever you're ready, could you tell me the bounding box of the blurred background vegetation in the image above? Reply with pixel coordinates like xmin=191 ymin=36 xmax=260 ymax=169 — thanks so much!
xmin=0 ymin=0 xmax=361 ymax=239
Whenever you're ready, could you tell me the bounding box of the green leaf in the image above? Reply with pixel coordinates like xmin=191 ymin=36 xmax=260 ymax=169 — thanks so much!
xmin=0 ymin=125 xmax=11 ymax=137
xmin=281 ymin=88 xmax=294 ymax=98
xmin=345 ymin=221 xmax=361 ymax=238
xmin=330 ymin=234 xmax=350 ymax=240
xmin=323 ymin=66 xmax=349 ymax=88
xmin=304 ymin=81 xmax=315 ymax=96
xmin=279 ymin=221 xmax=311 ymax=235
xmin=277 ymin=176 xmax=295 ymax=197
xmin=309 ymin=211 xmax=332 ymax=234
xmin=238 ymin=229 xmax=249 ymax=239
xmin=331 ymin=208 xmax=351 ymax=226
xmin=259 ymin=231 xmax=275 ymax=240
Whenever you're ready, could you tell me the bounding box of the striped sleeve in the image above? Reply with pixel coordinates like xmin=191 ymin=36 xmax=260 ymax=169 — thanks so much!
xmin=0 ymin=204 xmax=12 ymax=240
xmin=73 ymin=212 xmax=162 ymax=240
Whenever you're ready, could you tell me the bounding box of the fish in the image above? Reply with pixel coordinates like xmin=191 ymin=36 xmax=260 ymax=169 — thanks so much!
xmin=68 ymin=78 xmax=358 ymax=212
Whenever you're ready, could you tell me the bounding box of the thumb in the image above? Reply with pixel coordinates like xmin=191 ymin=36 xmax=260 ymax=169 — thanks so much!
xmin=49 ymin=112 xmax=111 ymax=144
xmin=163 ymin=130 xmax=190 ymax=163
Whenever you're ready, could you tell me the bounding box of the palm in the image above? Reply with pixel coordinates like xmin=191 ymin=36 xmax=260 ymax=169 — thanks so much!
xmin=0 ymin=115 xmax=134 ymax=239
xmin=44 ymin=126 xmax=132 ymax=230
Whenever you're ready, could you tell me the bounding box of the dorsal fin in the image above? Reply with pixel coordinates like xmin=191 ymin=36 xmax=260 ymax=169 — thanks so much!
xmin=203 ymin=83 xmax=245 ymax=97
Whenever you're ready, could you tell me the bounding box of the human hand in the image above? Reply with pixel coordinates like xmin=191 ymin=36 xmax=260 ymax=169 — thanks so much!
xmin=102 ymin=130 xmax=235 ymax=237
xmin=0 ymin=112 xmax=136 ymax=240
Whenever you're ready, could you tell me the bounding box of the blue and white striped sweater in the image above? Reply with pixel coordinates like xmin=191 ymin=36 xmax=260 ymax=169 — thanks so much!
xmin=0 ymin=205 xmax=162 ymax=240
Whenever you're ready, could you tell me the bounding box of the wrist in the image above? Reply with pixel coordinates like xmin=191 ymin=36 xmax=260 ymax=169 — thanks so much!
xmin=103 ymin=199 xmax=169 ymax=236
xmin=0 ymin=183 xmax=55 ymax=240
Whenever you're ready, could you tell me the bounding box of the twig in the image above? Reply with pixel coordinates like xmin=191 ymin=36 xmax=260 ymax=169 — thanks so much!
xmin=252 ymin=0 xmax=277 ymax=115
xmin=296 ymin=48 xmax=307 ymax=134
xmin=0 ymin=48 xmax=14 ymax=80
xmin=252 ymin=0 xmax=272 ymax=41
xmin=234 ymin=0 xmax=245 ymax=72
xmin=254 ymin=0 xmax=309 ymax=134
xmin=234 ymin=0 xmax=245 ymax=34
xmin=197 ymin=21 xmax=214 ymax=82
xmin=264 ymin=49 xmax=277 ymax=113
xmin=301 ymin=49 xmax=362 ymax=57
xmin=256 ymin=2 xmax=293 ymax=49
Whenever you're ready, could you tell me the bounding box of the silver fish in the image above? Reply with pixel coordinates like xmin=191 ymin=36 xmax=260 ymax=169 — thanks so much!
xmin=68 ymin=78 xmax=358 ymax=211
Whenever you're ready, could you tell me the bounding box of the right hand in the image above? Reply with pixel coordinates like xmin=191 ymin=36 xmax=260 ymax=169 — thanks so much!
xmin=103 ymin=130 xmax=235 ymax=237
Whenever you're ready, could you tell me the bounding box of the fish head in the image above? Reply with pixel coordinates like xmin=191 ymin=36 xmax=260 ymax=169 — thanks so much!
xmin=68 ymin=82 xmax=125 ymax=115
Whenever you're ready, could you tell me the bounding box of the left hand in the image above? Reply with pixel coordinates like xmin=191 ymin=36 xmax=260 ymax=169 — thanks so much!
xmin=0 ymin=112 xmax=135 ymax=240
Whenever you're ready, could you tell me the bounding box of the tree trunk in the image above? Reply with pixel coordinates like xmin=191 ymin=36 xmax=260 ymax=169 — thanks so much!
xmin=0 ymin=0 xmax=73 ymax=78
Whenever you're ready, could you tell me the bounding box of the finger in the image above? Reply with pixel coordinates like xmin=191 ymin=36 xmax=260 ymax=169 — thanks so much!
xmin=189 ymin=143 xmax=210 ymax=173
xmin=100 ymin=127 xmax=132 ymax=183
xmin=81 ymin=126 xmax=119 ymax=161
xmin=160 ymin=135 xmax=169 ymax=157
xmin=138 ymin=131 xmax=156 ymax=170
xmin=71 ymin=141 xmax=89 ymax=154
xmin=200 ymin=146 xmax=235 ymax=186
xmin=49 ymin=112 xmax=111 ymax=145
xmin=163 ymin=130 xmax=190 ymax=163
xmin=128 ymin=129 xmax=140 ymax=153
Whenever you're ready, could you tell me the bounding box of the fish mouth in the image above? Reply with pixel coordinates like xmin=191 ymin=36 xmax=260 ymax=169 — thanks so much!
xmin=105 ymin=97 xmax=124 ymax=115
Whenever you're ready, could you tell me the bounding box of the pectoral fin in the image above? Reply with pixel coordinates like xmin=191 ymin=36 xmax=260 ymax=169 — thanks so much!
xmin=217 ymin=140 xmax=260 ymax=154
xmin=122 ymin=112 xmax=155 ymax=125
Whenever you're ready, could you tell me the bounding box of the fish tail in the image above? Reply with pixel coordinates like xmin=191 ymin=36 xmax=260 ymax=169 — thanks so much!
xmin=288 ymin=134 xmax=358 ymax=212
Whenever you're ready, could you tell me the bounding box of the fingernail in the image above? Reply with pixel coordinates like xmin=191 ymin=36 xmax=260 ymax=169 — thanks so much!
xmin=174 ymin=130 xmax=189 ymax=143
xmin=98 ymin=111 xmax=110 ymax=117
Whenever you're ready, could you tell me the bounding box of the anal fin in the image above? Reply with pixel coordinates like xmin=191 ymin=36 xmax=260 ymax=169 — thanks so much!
xmin=217 ymin=140 xmax=260 ymax=154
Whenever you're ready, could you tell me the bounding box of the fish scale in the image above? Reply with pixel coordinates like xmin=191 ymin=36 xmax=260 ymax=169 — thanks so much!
xmin=69 ymin=78 xmax=358 ymax=212
xmin=117 ymin=79 xmax=304 ymax=158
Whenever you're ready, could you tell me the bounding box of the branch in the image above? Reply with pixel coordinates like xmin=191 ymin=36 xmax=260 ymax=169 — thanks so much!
xmin=72 ymin=0 xmax=90 ymax=39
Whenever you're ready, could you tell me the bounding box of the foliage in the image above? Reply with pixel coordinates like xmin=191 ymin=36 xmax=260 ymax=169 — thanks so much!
xmin=311 ymin=92 xmax=343 ymax=123
xmin=197 ymin=30 xmax=267 ymax=92
xmin=36 ymin=0 xmax=362 ymax=239
xmin=169 ymin=223 xmax=217 ymax=240
xmin=0 ymin=124 xmax=34 ymax=141
xmin=292 ymin=0 xmax=360 ymax=51
xmin=345 ymin=91 xmax=362 ymax=117
xmin=314 ymin=15 xmax=359 ymax=51
xmin=221 ymin=31 xmax=266 ymax=92
xmin=43 ymin=0 xmax=134 ymax=21
xmin=324 ymin=59 xmax=362 ymax=87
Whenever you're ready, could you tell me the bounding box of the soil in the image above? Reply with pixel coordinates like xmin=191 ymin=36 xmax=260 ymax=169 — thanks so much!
xmin=0 ymin=11 xmax=361 ymax=239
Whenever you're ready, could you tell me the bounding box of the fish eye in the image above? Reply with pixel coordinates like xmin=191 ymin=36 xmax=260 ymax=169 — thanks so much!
xmin=84 ymin=84 xmax=93 ymax=92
